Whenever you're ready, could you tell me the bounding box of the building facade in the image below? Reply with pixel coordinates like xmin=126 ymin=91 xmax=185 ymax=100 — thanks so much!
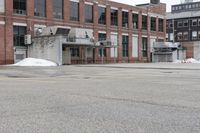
xmin=0 ymin=0 xmax=166 ymax=64
xmin=167 ymin=1 xmax=200 ymax=59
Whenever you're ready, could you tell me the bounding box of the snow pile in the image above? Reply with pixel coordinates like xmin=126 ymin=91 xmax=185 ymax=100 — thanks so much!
xmin=12 ymin=58 xmax=58 ymax=66
xmin=174 ymin=58 xmax=200 ymax=64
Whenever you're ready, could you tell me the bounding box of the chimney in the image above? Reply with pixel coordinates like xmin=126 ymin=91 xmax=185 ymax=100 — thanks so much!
xmin=150 ymin=0 xmax=160 ymax=4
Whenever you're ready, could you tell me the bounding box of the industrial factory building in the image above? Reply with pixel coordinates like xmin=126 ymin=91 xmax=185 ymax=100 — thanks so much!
xmin=0 ymin=0 xmax=166 ymax=65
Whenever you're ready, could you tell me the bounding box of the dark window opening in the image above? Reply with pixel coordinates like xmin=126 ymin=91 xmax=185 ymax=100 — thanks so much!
xmin=177 ymin=20 xmax=183 ymax=28
xmin=158 ymin=18 xmax=164 ymax=32
xmin=122 ymin=35 xmax=129 ymax=57
xmin=132 ymin=13 xmax=138 ymax=29
xmin=13 ymin=0 xmax=26 ymax=15
xmin=122 ymin=11 xmax=129 ymax=28
xmin=70 ymin=47 xmax=80 ymax=57
xmin=151 ymin=17 xmax=156 ymax=31
xmin=192 ymin=19 xmax=197 ymax=26
xmin=142 ymin=37 xmax=148 ymax=57
xmin=142 ymin=15 xmax=147 ymax=30
xmin=98 ymin=7 xmax=106 ymax=25
xmin=111 ymin=9 xmax=118 ymax=26
xmin=183 ymin=20 xmax=188 ymax=27
xmin=13 ymin=26 xmax=27 ymax=47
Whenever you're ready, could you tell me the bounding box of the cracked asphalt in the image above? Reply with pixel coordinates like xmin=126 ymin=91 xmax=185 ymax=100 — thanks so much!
xmin=0 ymin=63 xmax=200 ymax=133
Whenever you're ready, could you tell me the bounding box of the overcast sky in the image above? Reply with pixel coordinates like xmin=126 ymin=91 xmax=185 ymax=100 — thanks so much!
xmin=110 ymin=0 xmax=181 ymax=12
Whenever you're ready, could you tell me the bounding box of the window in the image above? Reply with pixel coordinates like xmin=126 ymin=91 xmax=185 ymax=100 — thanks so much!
xmin=85 ymin=4 xmax=93 ymax=23
xmin=122 ymin=35 xmax=128 ymax=57
xmin=111 ymin=9 xmax=118 ymax=26
xmin=142 ymin=37 xmax=147 ymax=57
xmin=177 ymin=20 xmax=183 ymax=27
xmin=169 ymin=33 xmax=174 ymax=41
xmin=13 ymin=0 xmax=26 ymax=15
xmin=158 ymin=18 xmax=164 ymax=32
xmin=192 ymin=19 xmax=197 ymax=26
xmin=177 ymin=32 xmax=182 ymax=41
xmin=98 ymin=33 xmax=107 ymax=57
xmin=13 ymin=26 xmax=26 ymax=47
xmin=183 ymin=32 xmax=188 ymax=40
xmin=132 ymin=13 xmax=138 ymax=29
xmin=192 ymin=31 xmax=197 ymax=40
xmin=0 ymin=0 xmax=5 ymax=12
xmin=168 ymin=21 xmax=173 ymax=28
xmin=142 ymin=15 xmax=147 ymax=30
xmin=122 ymin=11 xmax=128 ymax=28
xmin=183 ymin=20 xmax=188 ymax=27
xmin=34 ymin=0 xmax=46 ymax=17
xmin=53 ymin=0 xmax=63 ymax=19
xmin=70 ymin=1 xmax=79 ymax=21
xmin=151 ymin=17 xmax=156 ymax=31
xmin=98 ymin=6 xmax=106 ymax=25
xmin=70 ymin=47 xmax=79 ymax=57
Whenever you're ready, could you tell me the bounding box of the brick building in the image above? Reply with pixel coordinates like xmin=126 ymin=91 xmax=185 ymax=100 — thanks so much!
xmin=0 ymin=0 xmax=166 ymax=64
xmin=167 ymin=1 xmax=200 ymax=59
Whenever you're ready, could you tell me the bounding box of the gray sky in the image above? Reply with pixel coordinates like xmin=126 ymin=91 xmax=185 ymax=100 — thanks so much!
xmin=110 ymin=0 xmax=181 ymax=12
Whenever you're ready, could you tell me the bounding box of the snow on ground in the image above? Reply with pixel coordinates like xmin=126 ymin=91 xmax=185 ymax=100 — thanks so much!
xmin=12 ymin=58 xmax=58 ymax=66
xmin=174 ymin=58 xmax=200 ymax=64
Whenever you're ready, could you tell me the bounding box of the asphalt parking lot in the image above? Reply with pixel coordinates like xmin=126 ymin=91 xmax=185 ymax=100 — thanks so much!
xmin=0 ymin=63 xmax=200 ymax=133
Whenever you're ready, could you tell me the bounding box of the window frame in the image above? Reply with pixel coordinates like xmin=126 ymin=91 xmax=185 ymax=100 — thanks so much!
xmin=85 ymin=4 xmax=93 ymax=23
xmin=34 ymin=0 xmax=46 ymax=17
xmin=70 ymin=1 xmax=79 ymax=21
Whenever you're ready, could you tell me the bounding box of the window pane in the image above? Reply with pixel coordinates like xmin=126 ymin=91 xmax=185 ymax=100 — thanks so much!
xmin=142 ymin=15 xmax=147 ymax=30
xmin=151 ymin=17 xmax=156 ymax=31
xmin=132 ymin=13 xmax=138 ymax=29
xmin=98 ymin=7 xmax=106 ymax=25
xmin=53 ymin=0 xmax=63 ymax=19
xmin=111 ymin=9 xmax=118 ymax=26
xmin=13 ymin=26 xmax=27 ymax=47
xmin=159 ymin=18 xmax=164 ymax=32
xmin=122 ymin=35 xmax=128 ymax=57
xmin=34 ymin=0 xmax=46 ymax=17
xmin=142 ymin=37 xmax=147 ymax=57
xmin=85 ymin=4 xmax=93 ymax=23
xmin=70 ymin=1 xmax=79 ymax=21
xmin=13 ymin=0 xmax=26 ymax=15
xmin=122 ymin=11 xmax=128 ymax=28
xmin=98 ymin=33 xmax=107 ymax=57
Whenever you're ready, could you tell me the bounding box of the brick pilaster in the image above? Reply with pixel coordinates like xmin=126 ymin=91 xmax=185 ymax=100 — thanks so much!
xmin=117 ymin=7 xmax=122 ymax=62
xmin=138 ymin=11 xmax=142 ymax=61
xmin=128 ymin=10 xmax=133 ymax=62
xmin=64 ymin=0 xmax=70 ymax=23
xmin=79 ymin=0 xmax=85 ymax=26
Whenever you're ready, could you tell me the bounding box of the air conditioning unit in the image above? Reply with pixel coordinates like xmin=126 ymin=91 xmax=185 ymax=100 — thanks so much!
xmin=24 ymin=34 xmax=31 ymax=45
